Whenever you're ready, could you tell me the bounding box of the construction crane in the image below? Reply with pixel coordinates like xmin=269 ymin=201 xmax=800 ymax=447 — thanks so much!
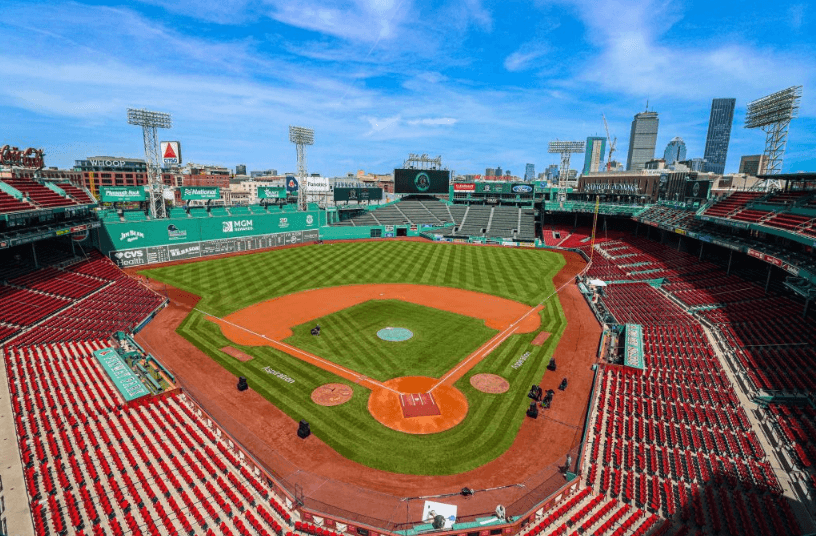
xmin=602 ymin=114 xmax=617 ymax=171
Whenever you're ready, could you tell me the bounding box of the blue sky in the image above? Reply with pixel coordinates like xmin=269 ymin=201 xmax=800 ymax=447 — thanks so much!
xmin=2 ymin=0 xmax=814 ymax=177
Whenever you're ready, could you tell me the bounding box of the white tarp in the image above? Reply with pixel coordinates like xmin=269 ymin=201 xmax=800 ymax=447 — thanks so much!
xmin=422 ymin=501 xmax=457 ymax=530
xmin=587 ymin=279 xmax=607 ymax=287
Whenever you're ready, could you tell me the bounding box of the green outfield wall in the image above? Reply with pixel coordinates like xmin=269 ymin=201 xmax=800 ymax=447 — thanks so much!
xmin=99 ymin=207 xmax=325 ymax=267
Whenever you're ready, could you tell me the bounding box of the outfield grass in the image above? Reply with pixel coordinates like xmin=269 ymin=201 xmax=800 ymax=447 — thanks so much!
xmin=143 ymin=241 xmax=568 ymax=475
xmin=285 ymin=300 xmax=498 ymax=382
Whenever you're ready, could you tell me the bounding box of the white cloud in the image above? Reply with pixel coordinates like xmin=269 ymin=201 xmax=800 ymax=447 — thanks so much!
xmin=406 ymin=117 xmax=457 ymax=126
xmin=504 ymin=46 xmax=548 ymax=72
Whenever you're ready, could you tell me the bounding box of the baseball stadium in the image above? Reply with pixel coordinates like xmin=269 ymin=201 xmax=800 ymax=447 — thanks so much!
xmin=1 ymin=147 xmax=816 ymax=536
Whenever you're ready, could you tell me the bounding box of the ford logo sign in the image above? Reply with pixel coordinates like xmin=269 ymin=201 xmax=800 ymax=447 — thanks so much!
xmin=512 ymin=185 xmax=533 ymax=193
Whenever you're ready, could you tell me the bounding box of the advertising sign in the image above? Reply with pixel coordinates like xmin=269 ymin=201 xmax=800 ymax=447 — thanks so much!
xmin=100 ymin=186 xmax=146 ymax=203
xmin=160 ymin=141 xmax=182 ymax=166
xmin=333 ymin=187 xmax=382 ymax=202
xmin=511 ymin=184 xmax=534 ymax=194
xmin=258 ymin=186 xmax=286 ymax=199
xmin=304 ymin=177 xmax=330 ymax=192
xmin=453 ymin=183 xmax=476 ymax=192
xmin=180 ymin=187 xmax=220 ymax=200
xmin=394 ymin=169 xmax=450 ymax=194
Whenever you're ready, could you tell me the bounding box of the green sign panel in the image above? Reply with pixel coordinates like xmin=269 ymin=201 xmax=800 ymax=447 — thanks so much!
xmin=181 ymin=186 xmax=220 ymax=200
xmin=258 ymin=186 xmax=286 ymax=199
xmin=475 ymin=182 xmax=534 ymax=195
xmin=100 ymin=186 xmax=146 ymax=202
xmin=92 ymin=347 xmax=151 ymax=402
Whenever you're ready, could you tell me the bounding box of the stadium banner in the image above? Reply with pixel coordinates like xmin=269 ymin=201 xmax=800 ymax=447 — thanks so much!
xmin=333 ymin=187 xmax=383 ymax=202
xmin=258 ymin=186 xmax=286 ymax=199
xmin=394 ymin=169 xmax=450 ymax=194
xmin=453 ymin=183 xmax=475 ymax=192
xmin=100 ymin=186 xmax=146 ymax=202
xmin=180 ymin=186 xmax=220 ymax=200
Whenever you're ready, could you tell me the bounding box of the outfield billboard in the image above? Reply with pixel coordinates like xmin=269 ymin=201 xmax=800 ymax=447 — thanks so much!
xmin=285 ymin=176 xmax=299 ymax=192
xmin=99 ymin=209 xmax=322 ymax=253
xmin=475 ymin=182 xmax=534 ymax=194
xmin=109 ymin=229 xmax=320 ymax=267
xmin=334 ymin=187 xmax=383 ymax=202
xmin=394 ymin=169 xmax=450 ymax=194
xmin=181 ymin=187 xmax=220 ymax=200
xmin=100 ymin=186 xmax=146 ymax=202
xmin=258 ymin=186 xmax=286 ymax=199
xmin=453 ymin=183 xmax=475 ymax=192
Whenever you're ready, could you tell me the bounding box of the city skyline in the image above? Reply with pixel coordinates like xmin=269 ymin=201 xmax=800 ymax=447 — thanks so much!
xmin=1 ymin=0 xmax=814 ymax=176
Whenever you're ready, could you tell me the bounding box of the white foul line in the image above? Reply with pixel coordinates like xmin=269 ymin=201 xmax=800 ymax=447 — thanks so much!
xmin=195 ymin=308 xmax=402 ymax=395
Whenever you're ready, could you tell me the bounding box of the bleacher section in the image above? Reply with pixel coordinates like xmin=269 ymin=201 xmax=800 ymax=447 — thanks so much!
xmin=2 ymin=177 xmax=77 ymax=208
xmin=485 ymin=206 xmax=519 ymax=239
xmin=0 ymin=252 xmax=164 ymax=345
xmin=4 ymin=342 xmax=295 ymax=536
xmin=338 ymin=198 xmax=464 ymax=228
xmin=581 ymin=233 xmax=814 ymax=532
xmin=456 ymin=205 xmax=491 ymax=237
xmin=56 ymin=182 xmax=96 ymax=205
xmin=703 ymin=192 xmax=763 ymax=219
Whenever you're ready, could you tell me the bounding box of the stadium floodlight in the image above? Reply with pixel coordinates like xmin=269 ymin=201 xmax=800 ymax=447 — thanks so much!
xmin=128 ymin=108 xmax=172 ymax=219
xmin=548 ymin=141 xmax=585 ymax=186
xmin=744 ymin=86 xmax=802 ymax=187
xmin=289 ymin=126 xmax=314 ymax=211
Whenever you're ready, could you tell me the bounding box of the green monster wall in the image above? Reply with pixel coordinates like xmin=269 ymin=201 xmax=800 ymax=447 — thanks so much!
xmin=100 ymin=207 xmax=325 ymax=267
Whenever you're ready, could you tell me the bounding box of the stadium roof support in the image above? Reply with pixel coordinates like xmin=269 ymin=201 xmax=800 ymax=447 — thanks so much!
xmin=127 ymin=108 xmax=172 ymax=219
xmin=289 ymin=126 xmax=314 ymax=212
xmin=745 ymin=86 xmax=803 ymax=189
xmin=403 ymin=154 xmax=443 ymax=170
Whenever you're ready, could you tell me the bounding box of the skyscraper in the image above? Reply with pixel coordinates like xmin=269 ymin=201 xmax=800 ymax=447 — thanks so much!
xmin=525 ymin=163 xmax=535 ymax=181
xmin=663 ymin=137 xmax=687 ymax=164
xmin=583 ymin=137 xmax=606 ymax=174
xmin=626 ymin=111 xmax=659 ymax=172
xmin=703 ymin=98 xmax=735 ymax=175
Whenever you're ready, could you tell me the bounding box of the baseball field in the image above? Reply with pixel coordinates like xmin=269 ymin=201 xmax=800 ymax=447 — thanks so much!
xmin=141 ymin=240 xmax=568 ymax=475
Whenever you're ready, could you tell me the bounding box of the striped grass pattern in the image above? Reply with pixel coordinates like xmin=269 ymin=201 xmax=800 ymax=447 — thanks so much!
xmin=143 ymin=241 xmax=567 ymax=475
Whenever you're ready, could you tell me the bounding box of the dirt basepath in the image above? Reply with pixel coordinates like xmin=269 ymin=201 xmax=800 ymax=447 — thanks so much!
xmin=134 ymin=246 xmax=599 ymax=523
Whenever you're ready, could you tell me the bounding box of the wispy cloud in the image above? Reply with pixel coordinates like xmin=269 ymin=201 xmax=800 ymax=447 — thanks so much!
xmin=504 ymin=45 xmax=549 ymax=72
xmin=406 ymin=117 xmax=457 ymax=126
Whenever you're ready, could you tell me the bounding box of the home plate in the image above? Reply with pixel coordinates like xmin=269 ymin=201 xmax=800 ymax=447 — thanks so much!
xmin=399 ymin=392 xmax=442 ymax=418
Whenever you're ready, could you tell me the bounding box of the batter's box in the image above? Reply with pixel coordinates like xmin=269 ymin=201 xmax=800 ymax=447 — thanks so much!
xmin=399 ymin=392 xmax=442 ymax=418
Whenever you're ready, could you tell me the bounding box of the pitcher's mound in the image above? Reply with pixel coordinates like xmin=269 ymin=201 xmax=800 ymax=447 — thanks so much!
xmin=470 ymin=373 xmax=509 ymax=394
xmin=221 ymin=346 xmax=253 ymax=362
xmin=311 ymin=384 xmax=353 ymax=406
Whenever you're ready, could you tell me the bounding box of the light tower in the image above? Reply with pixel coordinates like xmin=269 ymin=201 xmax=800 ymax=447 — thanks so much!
xmin=289 ymin=126 xmax=314 ymax=211
xmin=127 ymin=108 xmax=172 ymax=219
xmin=745 ymin=86 xmax=802 ymax=189
xmin=548 ymin=140 xmax=585 ymax=183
